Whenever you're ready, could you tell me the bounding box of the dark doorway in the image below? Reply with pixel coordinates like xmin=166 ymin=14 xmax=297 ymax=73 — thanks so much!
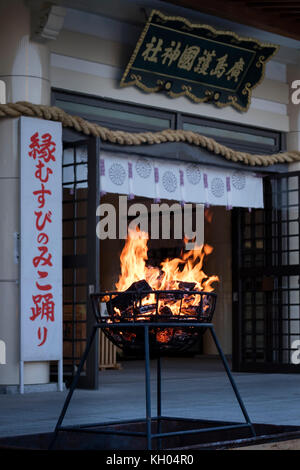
xmin=233 ymin=171 xmax=300 ymax=372
xmin=54 ymin=134 xmax=100 ymax=389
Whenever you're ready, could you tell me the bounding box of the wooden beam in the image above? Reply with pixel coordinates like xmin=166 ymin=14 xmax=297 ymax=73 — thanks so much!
xmin=259 ymin=7 xmax=300 ymax=12
xmin=246 ymin=1 xmax=300 ymax=4
xmin=163 ymin=0 xmax=300 ymax=40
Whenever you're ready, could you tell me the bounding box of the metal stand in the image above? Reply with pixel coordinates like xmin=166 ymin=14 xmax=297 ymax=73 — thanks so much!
xmin=49 ymin=322 xmax=256 ymax=450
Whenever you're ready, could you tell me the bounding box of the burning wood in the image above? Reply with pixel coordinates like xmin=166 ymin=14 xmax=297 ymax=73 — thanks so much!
xmin=159 ymin=305 xmax=173 ymax=317
xmin=102 ymin=227 xmax=218 ymax=350
xmin=115 ymin=227 xmax=218 ymax=318
xmin=106 ymin=279 xmax=151 ymax=315
xmin=178 ymin=281 xmax=196 ymax=291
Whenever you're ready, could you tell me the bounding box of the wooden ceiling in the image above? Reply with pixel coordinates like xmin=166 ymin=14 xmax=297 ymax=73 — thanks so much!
xmin=163 ymin=1 xmax=300 ymax=41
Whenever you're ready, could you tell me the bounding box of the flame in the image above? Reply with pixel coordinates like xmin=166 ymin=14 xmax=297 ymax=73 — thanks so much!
xmin=115 ymin=227 xmax=219 ymax=316
xmin=204 ymin=207 xmax=213 ymax=224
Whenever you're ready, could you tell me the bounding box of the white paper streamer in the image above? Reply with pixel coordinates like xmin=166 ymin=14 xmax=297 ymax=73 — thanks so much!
xmin=99 ymin=152 xmax=264 ymax=209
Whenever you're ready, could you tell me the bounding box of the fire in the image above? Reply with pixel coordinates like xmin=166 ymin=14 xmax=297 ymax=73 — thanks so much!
xmin=204 ymin=207 xmax=213 ymax=224
xmin=115 ymin=228 xmax=219 ymax=316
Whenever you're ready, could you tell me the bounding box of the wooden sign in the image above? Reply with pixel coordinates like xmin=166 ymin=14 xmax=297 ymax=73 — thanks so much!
xmin=120 ymin=10 xmax=279 ymax=112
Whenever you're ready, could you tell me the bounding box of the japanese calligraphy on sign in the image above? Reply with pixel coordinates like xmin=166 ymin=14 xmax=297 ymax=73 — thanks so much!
xmin=120 ymin=10 xmax=279 ymax=112
xmin=20 ymin=117 xmax=62 ymax=362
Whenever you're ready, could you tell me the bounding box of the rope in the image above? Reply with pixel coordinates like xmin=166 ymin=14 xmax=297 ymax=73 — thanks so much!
xmin=0 ymin=101 xmax=299 ymax=167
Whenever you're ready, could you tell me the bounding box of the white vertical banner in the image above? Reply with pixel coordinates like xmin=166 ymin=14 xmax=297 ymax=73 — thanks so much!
xmin=20 ymin=117 xmax=62 ymax=362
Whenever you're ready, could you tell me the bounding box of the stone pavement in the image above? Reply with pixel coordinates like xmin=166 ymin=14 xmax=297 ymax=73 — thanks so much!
xmin=0 ymin=357 xmax=300 ymax=438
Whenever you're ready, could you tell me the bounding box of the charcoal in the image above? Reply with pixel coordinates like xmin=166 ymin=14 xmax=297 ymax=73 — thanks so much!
xmin=159 ymin=293 xmax=181 ymax=302
xmin=159 ymin=305 xmax=173 ymax=316
xmin=113 ymin=303 xmax=156 ymax=318
xmin=181 ymin=306 xmax=198 ymax=316
xmin=173 ymin=329 xmax=189 ymax=340
xmin=155 ymin=328 xmax=173 ymax=343
xmin=139 ymin=304 xmax=156 ymax=314
xmin=178 ymin=281 xmax=196 ymax=291
xmin=106 ymin=279 xmax=151 ymax=314
xmin=116 ymin=305 xmax=135 ymax=317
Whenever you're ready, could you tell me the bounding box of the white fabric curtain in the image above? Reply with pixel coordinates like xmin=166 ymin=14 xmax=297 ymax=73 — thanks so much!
xmin=100 ymin=151 xmax=264 ymax=209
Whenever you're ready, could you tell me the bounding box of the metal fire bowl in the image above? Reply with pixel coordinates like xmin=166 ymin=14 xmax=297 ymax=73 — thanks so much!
xmin=91 ymin=290 xmax=217 ymax=354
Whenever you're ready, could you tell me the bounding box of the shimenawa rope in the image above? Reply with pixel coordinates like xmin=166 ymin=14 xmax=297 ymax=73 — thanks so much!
xmin=0 ymin=101 xmax=299 ymax=167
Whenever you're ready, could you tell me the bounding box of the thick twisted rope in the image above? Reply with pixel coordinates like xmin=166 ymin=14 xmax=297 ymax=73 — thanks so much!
xmin=0 ymin=101 xmax=299 ymax=167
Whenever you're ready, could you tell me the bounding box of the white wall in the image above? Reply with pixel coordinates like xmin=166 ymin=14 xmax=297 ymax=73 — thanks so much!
xmin=49 ymin=11 xmax=293 ymax=132
xmin=0 ymin=0 xmax=51 ymax=387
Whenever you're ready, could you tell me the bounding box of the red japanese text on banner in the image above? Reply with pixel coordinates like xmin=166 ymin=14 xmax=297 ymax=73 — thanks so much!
xmin=20 ymin=117 xmax=62 ymax=362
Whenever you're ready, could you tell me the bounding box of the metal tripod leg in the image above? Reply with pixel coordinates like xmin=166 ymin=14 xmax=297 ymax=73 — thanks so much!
xmin=144 ymin=325 xmax=152 ymax=450
xmin=157 ymin=354 xmax=162 ymax=450
xmin=48 ymin=325 xmax=98 ymax=450
xmin=208 ymin=325 xmax=256 ymax=437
